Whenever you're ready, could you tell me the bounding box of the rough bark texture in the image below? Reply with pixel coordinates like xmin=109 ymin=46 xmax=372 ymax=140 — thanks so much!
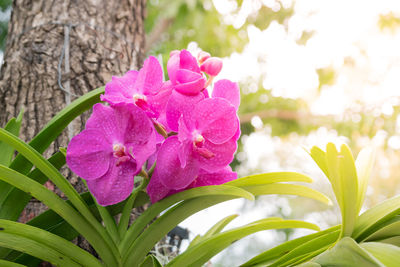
xmin=0 ymin=0 xmax=146 ymax=259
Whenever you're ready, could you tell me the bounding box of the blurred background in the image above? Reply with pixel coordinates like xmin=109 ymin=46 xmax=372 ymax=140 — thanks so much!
xmin=2 ymin=0 xmax=400 ymax=265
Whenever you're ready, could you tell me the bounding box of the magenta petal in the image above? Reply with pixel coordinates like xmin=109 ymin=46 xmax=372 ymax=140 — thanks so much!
xmin=166 ymin=90 xmax=204 ymax=131
xmin=174 ymin=77 xmax=206 ymax=95
xmin=134 ymin=56 xmax=163 ymax=95
xmin=148 ymin=81 xmax=173 ymax=118
xmin=146 ymin=168 xmax=170 ymax=203
xmin=176 ymin=69 xmax=203 ymax=84
xmin=167 ymin=53 xmax=180 ymax=84
xmin=193 ymin=98 xmax=238 ymax=144
xmin=212 ymin=80 xmax=240 ymax=110
xmin=179 ymin=50 xmax=201 ymax=73
xmin=190 ymin=167 xmax=238 ymax=187
xmin=123 ymin=104 xmax=156 ymax=144
xmin=197 ymin=138 xmax=237 ymax=172
xmin=85 ymin=104 xmax=125 ymax=142
xmin=66 ymin=129 xmax=111 ymax=180
xmin=87 ymin=158 xmax=137 ymax=206
xmin=102 ymin=70 xmax=138 ymax=105
xmin=157 ymin=136 xmax=199 ymax=190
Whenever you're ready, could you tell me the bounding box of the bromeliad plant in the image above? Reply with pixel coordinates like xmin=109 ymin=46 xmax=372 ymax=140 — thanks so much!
xmin=242 ymin=144 xmax=400 ymax=267
xmin=0 ymin=48 xmax=396 ymax=267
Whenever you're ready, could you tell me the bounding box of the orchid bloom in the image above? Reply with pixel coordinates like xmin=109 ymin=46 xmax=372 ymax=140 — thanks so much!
xmin=101 ymin=56 xmax=171 ymax=119
xmin=155 ymin=97 xmax=239 ymax=190
xmin=66 ymin=103 xmax=156 ymax=206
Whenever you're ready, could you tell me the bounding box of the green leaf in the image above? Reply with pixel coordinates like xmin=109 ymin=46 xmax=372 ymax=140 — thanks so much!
xmin=5 ymin=191 xmax=148 ymax=265
xmin=0 ymin=151 xmax=65 ymax=221
xmin=0 ymin=232 xmax=81 ymax=267
xmin=308 ymin=146 xmax=329 ymax=178
xmin=0 ymin=259 xmax=26 ymax=267
xmin=353 ymin=195 xmax=400 ymax=241
xmin=188 ymin=214 xmax=238 ymax=248
xmin=364 ymin=215 xmax=400 ymax=241
xmin=0 ymin=110 xmax=23 ymax=166
xmin=238 ymin=184 xmax=332 ymax=206
xmin=0 ymin=164 xmax=119 ymax=266
xmin=360 ymin=242 xmax=400 ymax=267
xmin=355 ymin=147 xmax=375 ymax=214
xmin=263 ymin=228 xmax=340 ymax=267
xmin=0 ymin=220 xmax=102 ymax=267
xmin=241 ymin=225 xmax=340 ymax=266
xmin=0 ymin=110 xmax=23 ymax=203
xmin=119 ymin=185 xmax=254 ymax=254
xmin=226 ymin=172 xmax=313 ymax=187
xmin=312 ymin=237 xmax=383 ymax=267
xmin=338 ymin=144 xmax=359 ymax=237
xmin=122 ymin=195 xmax=243 ymax=266
xmin=376 ymin=236 xmax=400 ymax=246
xmin=140 ymin=255 xmax=162 ymax=267
xmin=0 ymin=128 xmax=119 ymax=263
xmin=166 ymin=218 xmax=319 ymax=267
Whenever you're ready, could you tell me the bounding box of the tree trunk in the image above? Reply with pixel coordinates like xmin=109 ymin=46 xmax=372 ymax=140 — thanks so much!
xmin=0 ymin=0 xmax=146 ymax=259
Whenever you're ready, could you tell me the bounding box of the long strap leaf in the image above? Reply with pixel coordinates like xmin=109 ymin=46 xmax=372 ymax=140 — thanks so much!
xmin=119 ymin=185 xmax=254 ymax=253
xmin=0 ymin=220 xmax=102 ymax=267
xmin=0 ymin=151 xmax=65 ymax=221
xmin=167 ymin=218 xmax=320 ymax=267
xmin=0 ymin=164 xmax=118 ymax=266
xmin=0 ymin=232 xmax=81 ymax=267
xmin=0 ymin=128 xmax=119 ymax=260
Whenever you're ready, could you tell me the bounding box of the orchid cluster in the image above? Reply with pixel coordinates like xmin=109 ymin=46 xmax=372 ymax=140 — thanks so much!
xmin=66 ymin=50 xmax=240 ymax=206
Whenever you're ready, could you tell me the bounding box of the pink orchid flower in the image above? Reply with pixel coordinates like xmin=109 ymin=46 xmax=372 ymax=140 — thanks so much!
xmin=101 ymin=56 xmax=172 ymax=119
xmin=156 ymin=97 xmax=239 ymax=190
xmin=66 ymin=103 xmax=156 ymax=206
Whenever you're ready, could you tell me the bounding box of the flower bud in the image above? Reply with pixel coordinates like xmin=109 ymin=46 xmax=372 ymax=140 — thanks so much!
xmin=197 ymin=51 xmax=211 ymax=64
xmin=200 ymin=57 xmax=223 ymax=76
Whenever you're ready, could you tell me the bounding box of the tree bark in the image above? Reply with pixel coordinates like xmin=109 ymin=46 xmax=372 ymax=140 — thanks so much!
xmin=0 ymin=0 xmax=146 ymax=259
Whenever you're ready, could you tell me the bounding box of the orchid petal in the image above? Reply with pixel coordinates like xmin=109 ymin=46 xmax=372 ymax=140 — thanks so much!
xmin=212 ymin=79 xmax=240 ymax=110
xmin=192 ymin=98 xmax=238 ymax=144
xmin=157 ymin=136 xmax=199 ymax=190
xmin=87 ymin=158 xmax=137 ymax=206
xmin=197 ymin=138 xmax=237 ymax=172
xmin=166 ymin=90 xmax=204 ymax=131
xmin=134 ymin=56 xmax=163 ymax=95
xmin=66 ymin=129 xmax=111 ymax=180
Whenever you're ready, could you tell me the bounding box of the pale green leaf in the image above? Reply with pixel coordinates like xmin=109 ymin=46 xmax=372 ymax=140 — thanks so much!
xmin=188 ymin=214 xmax=238 ymax=248
xmin=356 ymin=147 xmax=376 ymax=214
xmin=360 ymin=242 xmax=400 ymax=267
xmin=226 ymin=172 xmax=313 ymax=187
xmin=353 ymin=195 xmax=400 ymax=241
xmin=241 ymin=225 xmax=340 ymax=266
xmin=338 ymin=144 xmax=359 ymax=237
xmin=312 ymin=237 xmax=383 ymax=267
xmin=166 ymin=218 xmax=319 ymax=267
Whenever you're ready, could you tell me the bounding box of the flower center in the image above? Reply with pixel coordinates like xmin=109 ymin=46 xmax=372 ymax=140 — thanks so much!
xmin=192 ymin=133 xmax=214 ymax=159
xmin=133 ymin=94 xmax=148 ymax=109
xmin=113 ymin=144 xmax=131 ymax=166
xmin=193 ymin=133 xmax=205 ymax=148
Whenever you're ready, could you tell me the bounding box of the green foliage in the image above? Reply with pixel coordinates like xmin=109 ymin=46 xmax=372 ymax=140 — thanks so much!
xmin=0 ymin=88 xmax=330 ymax=266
